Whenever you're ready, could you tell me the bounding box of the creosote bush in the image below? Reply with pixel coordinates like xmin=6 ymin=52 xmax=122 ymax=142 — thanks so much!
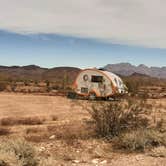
xmin=88 ymin=100 xmax=150 ymax=138
xmin=88 ymin=99 xmax=166 ymax=152
xmin=0 ymin=128 xmax=11 ymax=136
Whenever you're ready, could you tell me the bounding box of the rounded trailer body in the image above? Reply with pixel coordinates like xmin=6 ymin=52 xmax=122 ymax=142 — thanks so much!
xmin=73 ymin=69 xmax=127 ymax=99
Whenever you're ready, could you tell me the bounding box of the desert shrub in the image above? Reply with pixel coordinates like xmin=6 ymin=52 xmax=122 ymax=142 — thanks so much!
xmin=0 ymin=139 xmax=38 ymax=166
xmin=24 ymin=134 xmax=48 ymax=143
xmin=25 ymin=127 xmax=44 ymax=134
xmin=0 ymin=82 xmax=6 ymax=91
xmin=149 ymin=146 xmax=166 ymax=157
xmin=88 ymin=100 xmax=150 ymax=138
xmin=50 ymin=115 xmax=58 ymax=121
xmin=156 ymin=118 xmax=166 ymax=132
xmin=114 ymin=129 xmax=166 ymax=152
xmin=47 ymin=122 xmax=94 ymax=145
xmin=39 ymin=157 xmax=58 ymax=166
xmin=0 ymin=117 xmax=45 ymax=126
xmin=0 ymin=128 xmax=11 ymax=136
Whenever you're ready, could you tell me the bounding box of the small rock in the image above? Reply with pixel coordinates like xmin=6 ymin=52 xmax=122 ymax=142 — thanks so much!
xmin=39 ymin=146 xmax=46 ymax=152
xmin=47 ymin=143 xmax=54 ymax=147
xmin=91 ymin=158 xmax=99 ymax=164
xmin=100 ymin=160 xmax=107 ymax=164
xmin=72 ymin=160 xmax=80 ymax=163
xmin=49 ymin=135 xmax=55 ymax=140
xmin=135 ymin=156 xmax=143 ymax=161
xmin=93 ymin=145 xmax=104 ymax=157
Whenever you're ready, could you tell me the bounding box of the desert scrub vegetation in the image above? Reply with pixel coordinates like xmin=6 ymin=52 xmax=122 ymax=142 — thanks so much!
xmin=0 ymin=116 xmax=45 ymax=126
xmin=0 ymin=127 xmax=11 ymax=136
xmin=114 ymin=129 xmax=166 ymax=152
xmin=50 ymin=115 xmax=58 ymax=121
xmin=88 ymin=99 xmax=150 ymax=138
xmin=25 ymin=127 xmax=45 ymax=134
xmin=47 ymin=122 xmax=95 ymax=145
xmin=87 ymin=99 xmax=166 ymax=152
xmin=0 ymin=139 xmax=38 ymax=166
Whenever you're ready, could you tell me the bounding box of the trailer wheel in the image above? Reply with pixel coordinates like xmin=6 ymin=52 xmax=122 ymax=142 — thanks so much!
xmin=89 ymin=93 xmax=96 ymax=100
xmin=67 ymin=92 xmax=76 ymax=99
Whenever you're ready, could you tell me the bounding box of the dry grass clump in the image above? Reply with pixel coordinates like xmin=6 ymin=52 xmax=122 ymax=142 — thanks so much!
xmin=25 ymin=121 xmax=94 ymax=144
xmin=50 ymin=115 xmax=58 ymax=121
xmin=48 ymin=124 xmax=92 ymax=139
xmin=149 ymin=146 xmax=166 ymax=157
xmin=0 ymin=139 xmax=38 ymax=166
xmin=39 ymin=157 xmax=58 ymax=166
xmin=47 ymin=122 xmax=94 ymax=145
xmin=0 ymin=152 xmax=18 ymax=166
xmin=0 ymin=116 xmax=45 ymax=126
xmin=114 ymin=129 xmax=166 ymax=152
xmin=0 ymin=128 xmax=11 ymax=136
xmin=24 ymin=127 xmax=48 ymax=143
xmin=25 ymin=127 xmax=45 ymax=134
xmin=24 ymin=134 xmax=48 ymax=143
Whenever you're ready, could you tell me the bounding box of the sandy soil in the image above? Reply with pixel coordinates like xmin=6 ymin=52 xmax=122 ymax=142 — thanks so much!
xmin=0 ymin=93 xmax=166 ymax=166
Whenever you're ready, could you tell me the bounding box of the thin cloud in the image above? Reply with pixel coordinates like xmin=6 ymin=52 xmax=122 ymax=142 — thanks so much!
xmin=0 ymin=0 xmax=166 ymax=48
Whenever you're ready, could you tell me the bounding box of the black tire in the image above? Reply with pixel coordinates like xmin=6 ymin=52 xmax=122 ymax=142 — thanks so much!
xmin=67 ymin=92 xmax=76 ymax=99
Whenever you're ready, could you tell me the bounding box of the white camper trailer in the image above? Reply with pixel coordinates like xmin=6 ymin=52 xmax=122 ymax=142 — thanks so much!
xmin=73 ymin=68 xmax=127 ymax=99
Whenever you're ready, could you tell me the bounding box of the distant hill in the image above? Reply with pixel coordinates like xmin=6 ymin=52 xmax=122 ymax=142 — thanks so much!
xmin=104 ymin=63 xmax=166 ymax=79
xmin=42 ymin=67 xmax=81 ymax=82
xmin=0 ymin=65 xmax=47 ymax=81
xmin=0 ymin=65 xmax=80 ymax=82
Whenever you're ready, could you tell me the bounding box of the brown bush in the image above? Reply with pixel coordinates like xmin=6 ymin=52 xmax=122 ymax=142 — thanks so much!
xmin=0 ymin=82 xmax=6 ymax=91
xmin=88 ymin=100 xmax=150 ymax=138
xmin=0 ymin=128 xmax=11 ymax=136
xmin=149 ymin=146 xmax=166 ymax=157
xmin=47 ymin=122 xmax=94 ymax=145
xmin=0 ymin=139 xmax=38 ymax=166
xmin=25 ymin=127 xmax=45 ymax=134
xmin=50 ymin=115 xmax=58 ymax=121
xmin=0 ymin=117 xmax=45 ymax=126
xmin=24 ymin=134 xmax=48 ymax=143
xmin=114 ymin=129 xmax=166 ymax=152
xmin=25 ymin=127 xmax=47 ymax=142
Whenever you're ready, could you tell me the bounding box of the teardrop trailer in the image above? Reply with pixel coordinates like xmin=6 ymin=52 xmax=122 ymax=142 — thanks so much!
xmin=68 ymin=68 xmax=127 ymax=100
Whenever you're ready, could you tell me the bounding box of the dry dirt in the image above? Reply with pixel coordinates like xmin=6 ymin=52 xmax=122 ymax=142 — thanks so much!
xmin=0 ymin=92 xmax=166 ymax=166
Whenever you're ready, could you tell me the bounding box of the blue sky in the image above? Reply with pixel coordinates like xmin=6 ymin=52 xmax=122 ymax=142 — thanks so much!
xmin=0 ymin=0 xmax=166 ymax=68
xmin=0 ymin=30 xmax=166 ymax=68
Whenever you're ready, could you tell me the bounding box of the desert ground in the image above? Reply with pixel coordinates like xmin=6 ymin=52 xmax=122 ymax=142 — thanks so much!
xmin=0 ymin=92 xmax=166 ymax=166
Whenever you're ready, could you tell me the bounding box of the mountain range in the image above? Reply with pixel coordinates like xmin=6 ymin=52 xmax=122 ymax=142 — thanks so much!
xmin=0 ymin=63 xmax=166 ymax=82
xmin=104 ymin=63 xmax=166 ymax=79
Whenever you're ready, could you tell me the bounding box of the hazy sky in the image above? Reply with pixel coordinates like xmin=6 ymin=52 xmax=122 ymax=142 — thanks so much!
xmin=0 ymin=0 xmax=166 ymax=68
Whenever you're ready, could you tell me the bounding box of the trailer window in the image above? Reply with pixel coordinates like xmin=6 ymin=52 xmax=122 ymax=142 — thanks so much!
xmin=83 ymin=74 xmax=89 ymax=81
xmin=91 ymin=75 xmax=103 ymax=83
xmin=114 ymin=78 xmax=118 ymax=85
xmin=81 ymin=87 xmax=88 ymax=93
